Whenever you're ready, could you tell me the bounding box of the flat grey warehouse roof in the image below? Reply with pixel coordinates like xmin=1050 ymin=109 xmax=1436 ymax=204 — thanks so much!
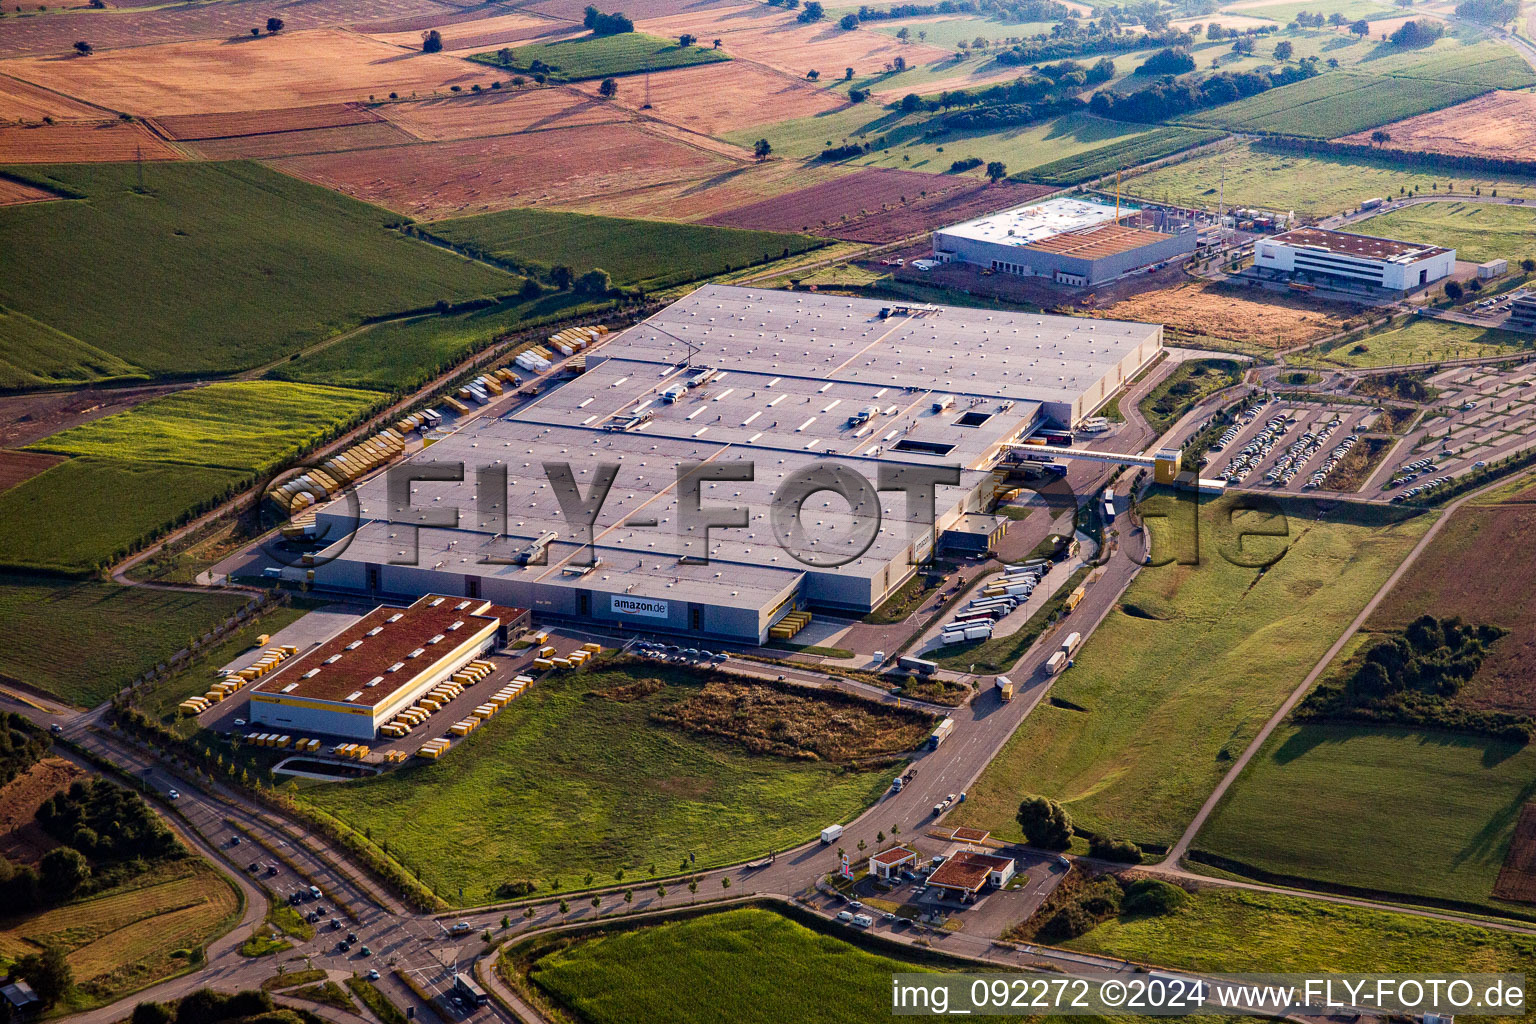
xmin=312 ymin=285 xmax=1159 ymax=622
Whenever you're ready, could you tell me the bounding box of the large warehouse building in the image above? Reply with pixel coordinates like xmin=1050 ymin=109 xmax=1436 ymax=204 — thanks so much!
xmin=1253 ymin=228 xmax=1455 ymax=292
xmin=931 ymin=196 xmax=1197 ymax=285
xmin=248 ymin=594 xmax=528 ymax=739
xmin=307 ymin=286 xmax=1161 ymax=643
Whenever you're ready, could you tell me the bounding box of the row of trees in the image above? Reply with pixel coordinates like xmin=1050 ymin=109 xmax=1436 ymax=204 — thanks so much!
xmin=1088 ymin=58 xmax=1318 ymax=122
xmin=582 ymin=4 xmax=633 ymax=34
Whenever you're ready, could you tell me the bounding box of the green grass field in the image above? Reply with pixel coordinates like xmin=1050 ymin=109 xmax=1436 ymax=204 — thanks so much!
xmin=522 ymin=906 xmax=1204 ymax=1024
xmin=1193 ymin=724 xmax=1536 ymax=915
xmin=1346 ymin=202 xmax=1536 ymax=266
xmin=472 ymin=32 xmax=728 ymax=80
xmin=1183 ymin=73 xmax=1486 ymax=137
xmin=298 ymin=663 xmax=898 ymax=905
xmin=1294 ymin=317 xmax=1530 ymax=369
xmin=0 ymin=575 xmax=249 ymax=705
xmin=1069 ymin=884 xmax=1536 ymax=971
xmin=422 ymin=209 xmax=825 ymax=292
xmin=0 ymin=458 xmax=250 ymax=575
xmin=1219 ymin=0 xmax=1399 ymax=23
xmin=1361 ymin=39 xmax=1536 ymax=89
xmin=1018 ymin=125 xmax=1225 ymax=185
xmin=1121 ymin=140 xmax=1536 ymax=216
xmin=0 ymin=162 xmax=512 ymax=381
xmin=954 ymin=493 xmax=1434 ymax=849
xmin=270 ymin=294 xmax=612 ymax=393
xmin=0 ymin=306 xmax=146 ymax=391
xmin=28 ymin=381 xmax=385 ymax=472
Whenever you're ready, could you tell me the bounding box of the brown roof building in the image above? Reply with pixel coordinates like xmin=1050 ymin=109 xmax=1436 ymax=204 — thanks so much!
xmin=927 ymin=851 xmax=1016 ymax=894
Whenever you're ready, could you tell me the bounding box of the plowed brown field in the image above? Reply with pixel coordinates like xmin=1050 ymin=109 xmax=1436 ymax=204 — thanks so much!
xmin=0 ymin=119 xmax=182 ymax=162
xmin=149 ymin=102 xmax=380 ymax=140
xmin=571 ymin=61 xmax=844 ymax=136
xmin=1336 ymin=90 xmax=1536 ymax=162
xmin=366 ymin=11 xmax=568 ymax=53
xmin=2 ymin=28 xmax=495 ymax=116
xmin=184 ymin=121 xmax=416 ymax=158
xmin=379 ymin=87 xmax=625 ymax=140
xmin=549 ymin=157 xmax=851 ymax=220
xmin=637 ymin=4 xmax=949 ymax=77
xmin=1494 ymin=802 xmax=1536 ymax=903
xmin=273 ymin=120 xmax=737 ymax=218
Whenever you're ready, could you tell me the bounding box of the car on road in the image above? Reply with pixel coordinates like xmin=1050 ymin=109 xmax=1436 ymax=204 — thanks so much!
xmin=234 ymin=718 xmax=246 ymax=726
xmin=847 ymin=901 xmax=863 ymax=910
xmin=365 ymin=970 xmax=380 ymax=981
xmin=882 ymin=912 xmax=897 ymax=922
xmin=167 ymin=789 xmax=180 ymax=800
xmin=449 ymin=922 xmax=473 ymax=935
xmin=49 ymin=723 xmax=62 ymax=734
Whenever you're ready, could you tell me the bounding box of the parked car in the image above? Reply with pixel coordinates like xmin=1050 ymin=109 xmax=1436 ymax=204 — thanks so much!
xmin=365 ymin=970 xmax=380 ymax=981
xmin=835 ymin=911 xmax=854 ymax=923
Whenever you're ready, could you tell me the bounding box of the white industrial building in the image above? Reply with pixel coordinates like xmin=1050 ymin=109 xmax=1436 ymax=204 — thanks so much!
xmin=932 ymin=196 xmax=1197 ymax=285
xmin=305 ymin=286 xmax=1161 ymax=643
xmin=1254 ymin=228 xmax=1455 ymax=292
xmin=248 ymin=594 xmax=527 ymax=739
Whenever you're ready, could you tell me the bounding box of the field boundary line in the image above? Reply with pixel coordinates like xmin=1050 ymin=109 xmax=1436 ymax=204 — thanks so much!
xmin=1162 ymin=473 xmax=1507 ymax=867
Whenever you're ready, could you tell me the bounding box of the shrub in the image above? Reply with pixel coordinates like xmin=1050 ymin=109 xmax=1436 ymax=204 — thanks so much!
xmin=1016 ymin=794 xmax=1074 ymax=850
xmin=1122 ymin=878 xmax=1189 ymax=917
xmin=1087 ymin=836 xmax=1143 ymax=863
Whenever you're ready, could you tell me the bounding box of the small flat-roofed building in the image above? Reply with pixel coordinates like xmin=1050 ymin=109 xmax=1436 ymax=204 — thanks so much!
xmin=2 ymin=980 xmax=39 ymax=1018
xmin=940 ymin=513 xmax=1007 ymax=556
xmin=1254 ymin=228 xmax=1455 ymax=292
xmin=1508 ymin=293 xmax=1536 ymax=329
xmin=248 ymin=594 xmax=529 ymax=739
xmin=933 ymin=197 xmax=1197 ymax=286
xmin=950 ymin=826 xmax=992 ymax=845
xmin=927 ymin=851 xmax=1017 ymax=896
xmin=869 ymin=846 xmax=918 ymax=879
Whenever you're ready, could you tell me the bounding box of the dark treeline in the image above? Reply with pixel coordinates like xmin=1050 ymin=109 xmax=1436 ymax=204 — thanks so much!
xmin=1088 ymin=59 xmax=1317 ymax=122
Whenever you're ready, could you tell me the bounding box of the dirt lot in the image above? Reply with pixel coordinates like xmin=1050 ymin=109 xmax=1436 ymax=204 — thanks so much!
xmin=149 ymin=102 xmax=381 ymax=139
xmin=0 ymin=119 xmax=183 ymax=162
xmin=1092 ymin=281 xmax=1366 ymax=349
xmin=0 ymin=757 xmax=86 ymax=863
xmin=0 ymin=74 xmax=105 ymax=121
xmin=1495 ymin=802 xmax=1536 ymax=903
xmin=637 ymin=4 xmax=950 ymax=78
xmin=184 ymin=121 xmax=418 ymax=158
xmin=379 ymin=86 xmax=626 ymax=141
xmin=570 ymin=61 xmax=846 ymax=136
xmin=365 ymin=11 xmax=569 ymax=53
xmin=273 ymin=119 xmax=740 ymax=218
xmin=3 ymin=28 xmax=496 ymax=116
xmin=0 ymin=0 xmax=450 ymax=58
xmin=1336 ymin=91 xmax=1536 ymax=161
xmin=1368 ymin=496 xmax=1536 ymax=715
xmin=702 ymin=167 xmax=1052 ymax=240
xmin=0 ymin=176 xmax=59 ymax=206
xmin=0 ymin=449 xmax=65 ymax=494
xmin=0 ymin=382 xmax=187 ymax=449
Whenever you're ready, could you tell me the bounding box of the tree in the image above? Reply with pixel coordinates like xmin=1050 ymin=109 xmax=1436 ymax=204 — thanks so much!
xmin=624 ymin=888 xmax=634 ymax=904
xmin=892 ymin=54 xmax=906 ymax=70
xmin=131 ymin=1003 xmax=174 ymax=1024
xmin=713 ymin=38 xmax=722 ymax=48
xmin=1521 ymin=258 xmax=1535 ymax=273
xmin=421 ymin=29 xmax=442 ymax=52
xmin=558 ymin=899 xmax=570 ymax=916
xmin=985 ymin=160 xmax=1007 ymax=183
xmin=753 ymin=138 xmax=771 ymax=161
xmin=591 ymin=895 xmax=601 ymax=908
xmin=1328 ymin=11 xmax=1347 ymax=23
xmin=14 ymin=945 xmax=71 ymax=1007
xmin=839 ymin=12 xmax=857 ymax=28
xmin=519 ymin=276 xmax=544 ymax=300
xmin=843 ymin=66 xmax=854 ymax=80
xmin=1349 ymin=18 xmax=1370 ymax=35
xmin=583 ymin=6 xmax=634 ymax=33
xmin=896 ymin=25 xmax=909 ymax=39
xmin=796 ymin=0 xmax=823 ymax=21
xmin=679 ymin=32 xmax=696 ymax=45
xmin=39 ymin=847 xmax=88 ymax=896
xmin=900 ymin=92 xmax=921 ymax=111
xmin=806 ymin=68 xmax=820 ymax=80
xmin=72 ymin=39 xmax=92 ymax=55
xmin=251 ymin=27 xmax=260 ymax=35
xmin=265 ymin=15 xmax=283 ymax=32
xmin=1272 ymin=40 xmax=1292 ymax=60
xmin=1370 ymin=129 xmax=1391 ymax=146
xmin=575 ymin=268 xmax=612 ymax=295
xmin=598 ymin=76 xmax=618 ymax=97
xmin=1016 ymin=794 xmax=1073 ymax=849
xmin=1444 ymin=280 xmax=1464 ymax=301
xmin=551 ymin=265 xmax=574 ymax=290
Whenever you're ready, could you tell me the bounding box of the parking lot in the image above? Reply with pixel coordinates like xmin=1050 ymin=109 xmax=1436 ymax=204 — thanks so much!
xmin=1202 ymin=400 xmax=1379 ymax=494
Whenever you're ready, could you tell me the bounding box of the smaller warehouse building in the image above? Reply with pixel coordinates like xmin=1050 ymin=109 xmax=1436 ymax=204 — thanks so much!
xmin=1253 ymin=228 xmax=1455 ymax=292
xmin=249 ymin=595 xmax=529 ymax=739
xmin=932 ymin=197 xmax=1196 ymax=285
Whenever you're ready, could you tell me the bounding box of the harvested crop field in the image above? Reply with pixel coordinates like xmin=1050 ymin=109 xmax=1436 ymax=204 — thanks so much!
xmin=1494 ymin=802 xmax=1536 ymax=903
xmin=0 ymin=74 xmax=104 ymax=121
xmin=0 ymin=757 xmax=85 ymax=863
xmin=1336 ymin=91 xmax=1536 ymax=161
xmin=366 ymin=11 xmax=566 ymax=52
xmin=148 ymin=102 xmax=381 ymax=140
xmin=0 ymin=120 xmax=183 ymax=163
xmin=0 ymin=449 xmax=64 ymax=494
xmin=378 ymin=87 xmax=626 ymax=141
xmin=572 ymin=62 xmax=844 ymax=136
xmin=548 ymin=156 xmax=849 ymax=220
xmin=183 ymin=121 xmax=417 ymax=159
xmin=1092 ymin=281 xmax=1365 ymax=351
xmin=702 ymin=167 xmax=1053 ymax=241
xmin=0 ymin=176 xmax=57 ymax=206
xmin=637 ymin=4 xmax=950 ymax=78
xmin=1366 ymin=495 xmax=1536 ymax=716
xmin=274 ymin=121 xmax=739 ymax=218
xmin=2 ymin=29 xmax=492 ymax=116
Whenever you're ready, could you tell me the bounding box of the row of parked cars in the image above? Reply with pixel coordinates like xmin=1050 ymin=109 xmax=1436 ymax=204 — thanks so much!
xmin=633 ymin=642 xmax=730 ymax=664
xmin=1220 ymin=415 xmax=1294 ymax=484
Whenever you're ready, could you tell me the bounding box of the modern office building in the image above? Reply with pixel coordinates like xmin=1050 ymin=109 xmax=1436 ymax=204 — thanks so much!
xmin=306 ymin=286 xmax=1160 ymax=643
xmin=248 ymin=594 xmax=527 ymax=739
xmin=932 ymin=196 xmax=1197 ymax=285
xmin=1253 ymin=228 xmax=1455 ymax=292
